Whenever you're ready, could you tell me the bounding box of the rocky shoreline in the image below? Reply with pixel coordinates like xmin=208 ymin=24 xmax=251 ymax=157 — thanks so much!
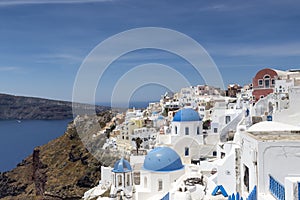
xmin=0 ymin=111 xmax=121 ymax=200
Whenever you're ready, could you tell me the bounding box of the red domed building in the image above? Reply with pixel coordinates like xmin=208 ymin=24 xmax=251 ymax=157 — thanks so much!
xmin=252 ymin=68 xmax=287 ymax=101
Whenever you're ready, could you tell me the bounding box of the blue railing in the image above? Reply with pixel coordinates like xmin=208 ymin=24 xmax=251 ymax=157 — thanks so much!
xmin=298 ymin=182 xmax=300 ymax=200
xmin=227 ymin=186 xmax=257 ymax=200
xmin=161 ymin=192 xmax=169 ymax=200
xmin=247 ymin=186 xmax=257 ymax=200
xmin=227 ymin=192 xmax=242 ymax=200
xmin=269 ymin=175 xmax=285 ymax=200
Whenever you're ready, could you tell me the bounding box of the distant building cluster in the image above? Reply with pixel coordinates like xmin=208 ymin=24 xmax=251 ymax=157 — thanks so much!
xmin=82 ymin=67 xmax=300 ymax=200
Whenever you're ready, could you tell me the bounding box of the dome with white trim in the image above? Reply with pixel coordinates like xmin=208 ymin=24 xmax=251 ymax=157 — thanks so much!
xmin=143 ymin=147 xmax=184 ymax=172
xmin=173 ymin=108 xmax=201 ymax=122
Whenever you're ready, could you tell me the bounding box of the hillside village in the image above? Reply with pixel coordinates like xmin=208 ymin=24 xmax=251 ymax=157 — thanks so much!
xmin=82 ymin=68 xmax=300 ymax=200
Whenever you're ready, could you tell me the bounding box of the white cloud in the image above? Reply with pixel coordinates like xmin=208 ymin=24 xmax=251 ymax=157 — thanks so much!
xmin=36 ymin=53 xmax=84 ymax=63
xmin=0 ymin=66 xmax=20 ymax=72
xmin=0 ymin=0 xmax=113 ymax=6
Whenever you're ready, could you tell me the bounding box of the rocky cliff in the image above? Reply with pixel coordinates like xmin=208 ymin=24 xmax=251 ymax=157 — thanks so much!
xmin=0 ymin=111 xmax=121 ymax=200
xmin=0 ymin=93 xmax=108 ymax=120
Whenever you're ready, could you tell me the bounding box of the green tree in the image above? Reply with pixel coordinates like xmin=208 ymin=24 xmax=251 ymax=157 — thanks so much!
xmin=132 ymin=137 xmax=143 ymax=155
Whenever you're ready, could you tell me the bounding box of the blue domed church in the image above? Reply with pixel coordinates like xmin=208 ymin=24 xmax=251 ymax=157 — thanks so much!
xmin=158 ymin=108 xmax=203 ymax=164
xmin=110 ymin=158 xmax=133 ymax=198
xmin=136 ymin=146 xmax=185 ymax=199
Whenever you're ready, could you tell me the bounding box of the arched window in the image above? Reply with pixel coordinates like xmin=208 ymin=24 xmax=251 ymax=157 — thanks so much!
xmin=158 ymin=179 xmax=163 ymax=191
xmin=117 ymin=174 xmax=122 ymax=186
xmin=185 ymin=127 xmax=189 ymax=135
xmin=264 ymin=75 xmax=270 ymax=88
xmin=185 ymin=147 xmax=189 ymax=156
xmin=197 ymin=126 xmax=200 ymax=135
xmin=127 ymin=174 xmax=130 ymax=186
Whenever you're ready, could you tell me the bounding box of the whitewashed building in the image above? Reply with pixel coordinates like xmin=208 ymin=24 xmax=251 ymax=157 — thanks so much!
xmin=158 ymin=108 xmax=204 ymax=164
xmin=213 ymin=121 xmax=300 ymax=200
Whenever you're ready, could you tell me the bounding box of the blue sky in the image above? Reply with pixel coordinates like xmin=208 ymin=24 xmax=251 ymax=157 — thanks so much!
xmin=0 ymin=0 xmax=300 ymax=104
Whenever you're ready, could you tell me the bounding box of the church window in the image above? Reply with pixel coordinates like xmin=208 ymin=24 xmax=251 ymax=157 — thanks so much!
xmin=117 ymin=175 xmax=122 ymax=186
xmin=185 ymin=127 xmax=189 ymax=135
xmin=197 ymin=126 xmax=200 ymax=135
xmin=158 ymin=179 xmax=163 ymax=191
xmin=127 ymin=174 xmax=130 ymax=186
xmin=185 ymin=147 xmax=189 ymax=156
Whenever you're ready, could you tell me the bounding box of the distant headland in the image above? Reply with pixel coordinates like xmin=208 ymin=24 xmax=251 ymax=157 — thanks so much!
xmin=0 ymin=93 xmax=109 ymax=120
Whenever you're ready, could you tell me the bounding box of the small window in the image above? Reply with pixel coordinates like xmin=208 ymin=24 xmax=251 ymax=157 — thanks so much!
xmin=197 ymin=126 xmax=200 ymax=135
xmin=213 ymin=151 xmax=217 ymax=156
xmin=243 ymin=165 xmax=249 ymax=192
xmin=175 ymin=126 xmax=178 ymax=134
xmin=271 ymin=79 xmax=275 ymax=85
xmin=258 ymin=79 xmax=263 ymax=86
xmin=185 ymin=147 xmax=189 ymax=156
xmin=260 ymin=95 xmax=264 ymax=99
xmin=127 ymin=174 xmax=130 ymax=186
xmin=185 ymin=127 xmax=189 ymax=135
xmin=225 ymin=116 xmax=231 ymax=124
xmin=214 ymin=128 xmax=218 ymax=133
xmin=118 ymin=175 xmax=122 ymax=186
xmin=221 ymin=152 xmax=226 ymax=159
xmin=158 ymin=179 xmax=163 ymax=191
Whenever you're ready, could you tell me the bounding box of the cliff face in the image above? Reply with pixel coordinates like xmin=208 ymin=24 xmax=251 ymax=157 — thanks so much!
xmin=0 ymin=93 xmax=108 ymax=120
xmin=0 ymin=111 xmax=121 ymax=200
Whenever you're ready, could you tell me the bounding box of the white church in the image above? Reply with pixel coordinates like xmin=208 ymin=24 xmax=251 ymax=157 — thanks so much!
xmin=158 ymin=108 xmax=204 ymax=164
xmin=83 ymin=146 xmax=207 ymax=200
xmin=82 ymin=108 xmax=212 ymax=200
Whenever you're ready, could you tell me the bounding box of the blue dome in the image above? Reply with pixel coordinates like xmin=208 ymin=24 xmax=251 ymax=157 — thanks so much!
xmin=143 ymin=147 xmax=184 ymax=172
xmin=112 ymin=158 xmax=132 ymax=173
xmin=173 ymin=108 xmax=201 ymax=122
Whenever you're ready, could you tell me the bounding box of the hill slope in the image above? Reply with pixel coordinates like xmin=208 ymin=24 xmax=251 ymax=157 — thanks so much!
xmin=0 ymin=111 xmax=121 ymax=200
xmin=0 ymin=93 xmax=108 ymax=120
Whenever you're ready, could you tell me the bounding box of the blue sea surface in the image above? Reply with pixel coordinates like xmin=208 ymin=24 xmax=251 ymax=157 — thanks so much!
xmin=0 ymin=119 xmax=70 ymax=172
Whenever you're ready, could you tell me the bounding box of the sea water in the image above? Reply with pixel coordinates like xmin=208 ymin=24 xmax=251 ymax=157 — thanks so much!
xmin=0 ymin=119 xmax=70 ymax=172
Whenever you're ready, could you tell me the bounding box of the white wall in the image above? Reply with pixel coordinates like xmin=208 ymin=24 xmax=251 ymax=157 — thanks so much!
xmin=171 ymin=121 xmax=203 ymax=139
xmin=172 ymin=136 xmax=203 ymax=163
xmin=101 ymin=166 xmax=112 ymax=185
xmin=216 ymin=147 xmax=238 ymax=195
xmin=240 ymin=131 xmax=300 ymax=196
xmin=285 ymin=177 xmax=300 ymax=200
xmin=258 ymin=142 xmax=300 ymax=194
xmin=240 ymin=134 xmax=258 ymax=196
xmin=275 ymin=79 xmax=294 ymax=93
xmin=138 ymin=169 xmax=184 ymax=200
